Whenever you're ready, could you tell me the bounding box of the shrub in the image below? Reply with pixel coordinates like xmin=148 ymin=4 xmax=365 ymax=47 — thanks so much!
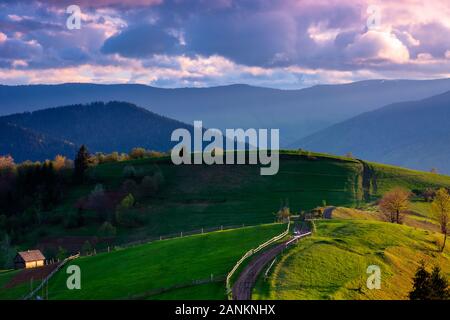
xmin=0 ymin=155 xmax=15 ymax=172
xmin=56 ymin=246 xmax=68 ymax=261
xmin=129 ymin=148 xmax=146 ymax=159
xmin=98 ymin=221 xmax=116 ymax=237
xmin=81 ymin=240 xmax=93 ymax=256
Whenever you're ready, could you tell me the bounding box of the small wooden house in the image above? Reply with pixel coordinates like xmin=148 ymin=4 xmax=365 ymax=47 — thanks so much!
xmin=14 ymin=250 xmax=46 ymax=269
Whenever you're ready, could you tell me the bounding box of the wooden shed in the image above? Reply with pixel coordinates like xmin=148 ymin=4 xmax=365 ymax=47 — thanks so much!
xmin=14 ymin=250 xmax=46 ymax=269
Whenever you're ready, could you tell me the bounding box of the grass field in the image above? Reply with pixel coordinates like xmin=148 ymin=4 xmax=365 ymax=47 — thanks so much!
xmin=19 ymin=151 xmax=450 ymax=248
xmin=27 ymin=152 xmax=365 ymax=245
xmin=43 ymin=223 xmax=285 ymax=300
xmin=0 ymin=270 xmax=30 ymax=300
xmin=371 ymin=162 xmax=450 ymax=195
xmin=4 ymin=151 xmax=450 ymax=300
xmin=253 ymin=219 xmax=450 ymax=300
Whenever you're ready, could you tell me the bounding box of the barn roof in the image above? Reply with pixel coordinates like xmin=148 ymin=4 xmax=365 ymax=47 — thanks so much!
xmin=17 ymin=250 xmax=45 ymax=262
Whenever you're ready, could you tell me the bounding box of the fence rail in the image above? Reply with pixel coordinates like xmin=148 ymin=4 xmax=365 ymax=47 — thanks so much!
xmin=81 ymin=223 xmax=271 ymax=257
xmin=225 ymin=220 xmax=290 ymax=297
xmin=23 ymin=253 xmax=80 ymax=300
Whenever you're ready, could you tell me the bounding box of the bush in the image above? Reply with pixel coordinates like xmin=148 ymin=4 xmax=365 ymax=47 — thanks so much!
xmin=129 ymin=148 xmax=146 ymax=159
xmin=98 ymin=221 xmax=117 ymax=237
xmin=56 ymin=246 xmax=68 ymax=261
xmin=81 ymin=240 xmax=93 ymax=256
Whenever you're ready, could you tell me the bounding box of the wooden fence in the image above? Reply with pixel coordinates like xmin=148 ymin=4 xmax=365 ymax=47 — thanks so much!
xmin=81 ymin=223 xmax=264 ymax=257
xmin=23 ymin=253 xmax=80 ymax=300
xmin=225 ymin=220 xmax=290 ymax=297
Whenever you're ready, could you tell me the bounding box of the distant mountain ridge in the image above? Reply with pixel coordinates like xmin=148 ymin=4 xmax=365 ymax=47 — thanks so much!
xmin=0 ymin=101 xmax=194 ymax=162
xmin=296 ymin=90 xmax=450 ymax=174
xmin=0 ymin=122 xmax=77 ymax=162
xmin=2 ymin=79 xmax=450 ymax=145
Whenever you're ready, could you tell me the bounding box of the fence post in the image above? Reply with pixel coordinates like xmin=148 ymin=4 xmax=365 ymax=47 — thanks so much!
xmin=221 ymin=225 xmax=223 ymax=231
xmin=180 ymin=231 xmax=183 ymax=238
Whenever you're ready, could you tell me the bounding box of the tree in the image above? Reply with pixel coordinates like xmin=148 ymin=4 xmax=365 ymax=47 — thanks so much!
xmin=53 ymin=155 xmax=67 ymax=171
xmin=98 ymin=221 xmax=116 ymax=237
xmin=423 ymin=188 xmax=436 ymax=202
xmin=0 ymin=233 xmax=15 ymax=269
xmin=0 ymin=155 xmax=15 ymax=171
xmin=275 ymin=205 xmax=291 ymax=222
xmin=429 ymin=265 xmax=450 ymax=299
xmin=431 ymin=188 xmax=450 ymax=252
xmin=379 ymin=187 xmax=410 ymax=223
xmin=81 ymin=240 xmax=93 ymax=256
xmin=409 ymin=261 xmax=431 ymax=300
xmin=409 ymin=261 xmax=449 ymax=300
xmin=56 ymin=246 xmax=68 ymax=261
xmin=74 ymin=145 xmax=89 ymax=183
xmin=129 ymin=147 xmax=146 ymax=159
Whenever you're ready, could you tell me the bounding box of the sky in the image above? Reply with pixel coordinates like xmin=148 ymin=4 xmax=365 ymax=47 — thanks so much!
xmin=0 ymin=0 xmax=449 ymax=89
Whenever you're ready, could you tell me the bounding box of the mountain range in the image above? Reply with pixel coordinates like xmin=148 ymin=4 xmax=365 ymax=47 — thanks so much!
xmin=0 ymin=122 xmax=76 ymax=162
xmin=2 ymin=79 xmax=450 ymax=146
xmin=297 ymin=91 xmax=450 ymax=174
xmin=2 ymin=79 xmax=450 ymax=171
xmin=0 ymin=101 xmax=194 ymax=162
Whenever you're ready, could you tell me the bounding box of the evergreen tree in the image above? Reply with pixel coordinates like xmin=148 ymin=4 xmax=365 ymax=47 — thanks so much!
xmin=429 ymin=266 xmax=450 ymax=299
xmin=74 ymin=145 xmax=89 ymax=183
xmin=409 ymin=261 xmax=450 ymax=300
xmin=409 ymin=261 xmax=431 ymax=300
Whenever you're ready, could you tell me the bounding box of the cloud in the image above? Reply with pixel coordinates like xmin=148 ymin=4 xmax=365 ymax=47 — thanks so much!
xmin=0 ymin=0 xmax=449 ymax=87
xmin=102 ymin=24 xmax=180 ymax=57
xmin=344 ymin=30 xmax=410 ymax=64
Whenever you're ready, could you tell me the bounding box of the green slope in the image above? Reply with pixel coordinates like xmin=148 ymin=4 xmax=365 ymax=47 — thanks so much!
xmin=44 ymin=223 xmax=285 ymax=300
xmin=31 ymin=151 xmax=450 ymax=245
xmin=253 ymin=219 xmax=450 ymax=300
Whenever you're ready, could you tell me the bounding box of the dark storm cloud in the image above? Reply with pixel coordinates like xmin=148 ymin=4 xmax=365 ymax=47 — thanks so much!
xmin=101 ymin=24 xmax=180 ymax=57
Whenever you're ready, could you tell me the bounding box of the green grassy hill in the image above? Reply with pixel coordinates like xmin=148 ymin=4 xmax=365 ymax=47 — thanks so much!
xmin=32 ymin=151 xmax=450 ymax=246
xmin=253 ymin=219 xmax=450 ymax=300
xmin=41 ymin=223 xmax=285 ymax=300
xmin=3 ymin=150 xmax=450 ymax=300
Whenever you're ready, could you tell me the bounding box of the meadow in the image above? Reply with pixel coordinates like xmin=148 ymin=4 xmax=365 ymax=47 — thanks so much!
xmin=253 ymin=219 xmax=450 ymax=300
xmin=3 ymin=151 xmax=450 ymax=300
xmin=43 ymin=223 xmax=285 ymax=300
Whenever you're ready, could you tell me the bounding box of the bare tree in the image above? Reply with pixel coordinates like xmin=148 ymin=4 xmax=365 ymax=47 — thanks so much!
xmin=379 ymin=187 xmax=410 ymax=223
xmin=431 ymin=188 xmax=450 ymax=252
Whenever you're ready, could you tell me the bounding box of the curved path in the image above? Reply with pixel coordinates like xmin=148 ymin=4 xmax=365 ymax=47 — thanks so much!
xmin=323 ymin=206 xmax=335 ymax=219
xmin=232 ymin=229 xmax=311 ymax=300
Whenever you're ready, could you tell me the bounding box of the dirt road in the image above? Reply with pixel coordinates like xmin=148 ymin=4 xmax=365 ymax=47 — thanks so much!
xmin=232 ymin=229 xmax=311 ymax=300
xmin=323 ymin=206 xmax=335 ymax=219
